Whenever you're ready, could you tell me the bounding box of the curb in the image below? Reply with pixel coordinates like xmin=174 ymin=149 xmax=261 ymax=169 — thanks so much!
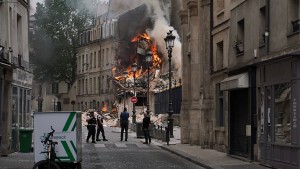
xmin=159 ymin=145 xmax=225 ymax=169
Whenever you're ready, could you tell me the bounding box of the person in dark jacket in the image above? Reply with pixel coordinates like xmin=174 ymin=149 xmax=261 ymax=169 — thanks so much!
xmin=120 ymin=107 xmax=129 ymax=141
xmin=86 ymin=111 xmax=97 ymax=143
xmin=142 ymin=112 xmax=151 ymax=144
xmin=96 ymin=112 xmax=108 ymax=141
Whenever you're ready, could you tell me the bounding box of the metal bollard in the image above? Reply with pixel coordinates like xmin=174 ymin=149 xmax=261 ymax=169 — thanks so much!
xmin=165 ymin=126 xmax=170 ymax=145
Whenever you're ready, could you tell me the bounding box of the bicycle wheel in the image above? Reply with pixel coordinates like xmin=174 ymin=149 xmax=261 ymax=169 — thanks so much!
xmin=32 ymin=160 xmax=61 ymax=169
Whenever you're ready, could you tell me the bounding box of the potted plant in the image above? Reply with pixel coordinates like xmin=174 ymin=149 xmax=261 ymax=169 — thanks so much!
xmin=233 ymin=36 xmax=244 ymax=55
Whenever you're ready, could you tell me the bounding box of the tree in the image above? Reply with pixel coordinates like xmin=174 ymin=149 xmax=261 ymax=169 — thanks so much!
xmin=30 ymin=0 xmax=95 ymax=84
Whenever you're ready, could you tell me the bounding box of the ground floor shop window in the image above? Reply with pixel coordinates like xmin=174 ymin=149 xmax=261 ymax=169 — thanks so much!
xmin=274 ymin=82 xmax=291 ymax=144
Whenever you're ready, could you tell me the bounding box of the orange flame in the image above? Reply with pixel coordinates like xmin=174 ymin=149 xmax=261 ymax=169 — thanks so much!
xmin=101 ymin=102 xmax=108 ymax=112
xmin=114 ymin=33 xmax=162 ymax=81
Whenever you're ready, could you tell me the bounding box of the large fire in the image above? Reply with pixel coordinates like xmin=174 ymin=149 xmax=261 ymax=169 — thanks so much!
xmin=114 ymin=33 xmax=162 ymax=80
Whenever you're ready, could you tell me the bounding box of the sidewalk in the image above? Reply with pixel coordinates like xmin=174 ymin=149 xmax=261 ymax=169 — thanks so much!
xmin=150 ymin=126 xmax=270 ymax=169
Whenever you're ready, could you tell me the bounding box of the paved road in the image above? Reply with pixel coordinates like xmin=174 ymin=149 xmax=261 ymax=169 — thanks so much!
xmin=82 ymin=126 xmax=205 ymax=169
xmin=0 ymin=126 xmax=205 ymax=169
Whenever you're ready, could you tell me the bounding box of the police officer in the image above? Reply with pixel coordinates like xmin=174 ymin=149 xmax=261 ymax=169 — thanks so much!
xmin=96 ymin=111 xmax=108 ymax=141
xmin=86 ymin=111 xmax=97 ymax=143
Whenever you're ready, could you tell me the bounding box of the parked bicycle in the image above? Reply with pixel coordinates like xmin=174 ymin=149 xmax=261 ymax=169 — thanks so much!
xmin=32 ymin=126 xmax=61 ymax=169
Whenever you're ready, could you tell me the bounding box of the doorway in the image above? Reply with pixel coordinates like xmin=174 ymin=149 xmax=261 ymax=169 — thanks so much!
xmin=229 ymin=89 xmax=249 ymax=158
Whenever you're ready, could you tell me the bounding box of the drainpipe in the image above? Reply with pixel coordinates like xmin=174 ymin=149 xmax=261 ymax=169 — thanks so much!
xmin=210 ymin=0 xmax=214 ymax=73
xmin=265 ymin=0 xmax=270 ymax=55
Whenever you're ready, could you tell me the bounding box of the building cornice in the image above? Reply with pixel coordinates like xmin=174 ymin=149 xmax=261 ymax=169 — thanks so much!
xmin=187 ymin=0 xmax=198 ymax=16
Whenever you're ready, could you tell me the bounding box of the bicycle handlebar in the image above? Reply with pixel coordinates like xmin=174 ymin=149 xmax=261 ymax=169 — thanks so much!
xmin=41 ymin=126 xmax=55 ymax=145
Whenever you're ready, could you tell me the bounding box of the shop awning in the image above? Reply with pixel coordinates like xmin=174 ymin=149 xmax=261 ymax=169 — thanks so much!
xmin=220 ymin=73 xmax=249 ymax=91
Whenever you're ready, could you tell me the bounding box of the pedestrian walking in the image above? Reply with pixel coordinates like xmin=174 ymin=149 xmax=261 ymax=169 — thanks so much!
xmin=120 ymin=107 xmax=129 ymax=141
xmin=96 ymin=111 xmax=108 ymax=141
xmin=142 ymin=112 xmax=151 ymax=144
xmin=86 ymin=111 xmax=97 ymax=143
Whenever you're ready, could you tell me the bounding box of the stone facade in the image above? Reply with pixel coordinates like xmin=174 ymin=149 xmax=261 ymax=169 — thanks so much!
xmin=0 ymin=0 xmax=32 ymax=155
xmin=180 ymin=0 xmax=300 ymax=168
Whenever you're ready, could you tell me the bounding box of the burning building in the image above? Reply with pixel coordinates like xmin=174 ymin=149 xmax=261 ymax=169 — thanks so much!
xmin=76 ymin=0 xmax=182 ymax=121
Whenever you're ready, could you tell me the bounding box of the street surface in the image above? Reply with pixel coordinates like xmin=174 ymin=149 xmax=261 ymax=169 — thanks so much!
xmin=82 ymin=126 xmax=204 ymax=169
xmin=0 ymin=126 xmax=205 ymax=169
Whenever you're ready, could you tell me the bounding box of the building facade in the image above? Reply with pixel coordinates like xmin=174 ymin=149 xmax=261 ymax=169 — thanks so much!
xmin=77 ymin=3 xmax=118 ymax=112
xmin=180 ymin=0 xmax=300 ymax=168
xmin=0 ymin=0 xmax=33 ymax=155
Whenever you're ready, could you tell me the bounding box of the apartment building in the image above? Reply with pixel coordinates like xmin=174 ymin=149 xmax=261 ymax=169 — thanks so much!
xmin=0 ymin=0 xmax=33 ymax=155
xmin=77 ymin=2 xmax=117 ymax=112
xmin=180 ymin=0 xmax=300 ymax=168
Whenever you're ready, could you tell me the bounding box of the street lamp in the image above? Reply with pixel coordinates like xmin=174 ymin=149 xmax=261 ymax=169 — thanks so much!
xmin=132 ymin=63 xmax=138 ymax=123
xmin=123 ymin=71 xmax=128 ymax=110
xmin=145 ymin=51 xmax=153 ymax=116
xmin=164 ymin=30 xmax=175 ymax=138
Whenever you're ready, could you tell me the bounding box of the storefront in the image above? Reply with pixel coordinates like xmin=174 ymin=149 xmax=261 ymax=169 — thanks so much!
xmin=258 ymin=57 xmax=299 ymax=169
xmin=11 ymin=68 xmax=32 ymax=152
xmin=220 ymin=68 xmax=257 ymax=160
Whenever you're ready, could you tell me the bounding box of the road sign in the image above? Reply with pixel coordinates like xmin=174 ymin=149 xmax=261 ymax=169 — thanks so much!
xmin=131 ymin=96 xmax=138 ymax=103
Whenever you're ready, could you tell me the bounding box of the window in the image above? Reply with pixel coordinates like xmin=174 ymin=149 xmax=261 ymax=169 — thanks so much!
xmin=234 ymin=19 xmax=244 ymax=55
xmin=289 ymin=0 xmax=299 ymax=32
xmin=85 ymin=79 xmax=88 ymax=94
xmin=102 ymin=49 xmax=105 ymax=67
xmin=78 ymin=55 xmax=81 ymax=73
xmin=86 ymin=54 xmax=88 ymax=70
xmin=52 ymin=83 xmax=59 ymax=94
xmin=82 ymin=80 xmax=84 ymax=95
xmin=102 ymin=76 xmax=104 ymax=93
xmin=216 ymin=41 xmax=224 ymax=70
xmin=274 ymin=83 xmax=291 ymax=144
xmin=107 ymin=75 xmax=110 ymax=91
xmin=98 ymin=51 xmax=101 ymax=67
xmin=111 ymin=47 xmax=114 ymax=65
xmin=259 ymin=7 xmax=266 ymax=45
xmin=78 ymin=80 xmax=81 ymax=95
xmin=106 ymin=48 xmax=109 ymax=65
xmin=90 ymin=78 xmax=92 ymax=94
xmin=94 ymin=77 xmax=96 ymax=94
xmin=90 ymin=53 xmax=92 ymax=69
xmin=98 ymin=77 xmax=100 ymax=94
xmin=216 ymin=84 xmax=224 ymax=126
xmin=82 ymin=55 xmax=84 ymax=71
xmin=17 ymin=14 xmax=23 ymax=55
xmin=94 ymin=52 xmax=96 ymax=68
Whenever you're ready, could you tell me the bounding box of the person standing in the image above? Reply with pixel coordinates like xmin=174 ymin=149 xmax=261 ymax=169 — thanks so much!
xmin=120 ymin=107 xmax=129 ymax=141
xmin=96 ymin=111 xmax=108 ymax=141
xmin=86 ymin=111 xmax=97 ymax=143
xmin=142 ymin=112 xmax=151 ymax=144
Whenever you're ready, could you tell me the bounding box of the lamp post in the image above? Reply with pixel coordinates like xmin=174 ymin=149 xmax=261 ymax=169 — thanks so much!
xmin=164 ymin=30 xmax=175 ymax=138
xmin=123 ymin=71 xmax=128 ymax=110
xmin=71 ymin=100 xmax=75 ymax=111
xmin=145 ymin=51 xmax=153 ymax=116
xmin=132 ymin=63 xmax=138 ymax=123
